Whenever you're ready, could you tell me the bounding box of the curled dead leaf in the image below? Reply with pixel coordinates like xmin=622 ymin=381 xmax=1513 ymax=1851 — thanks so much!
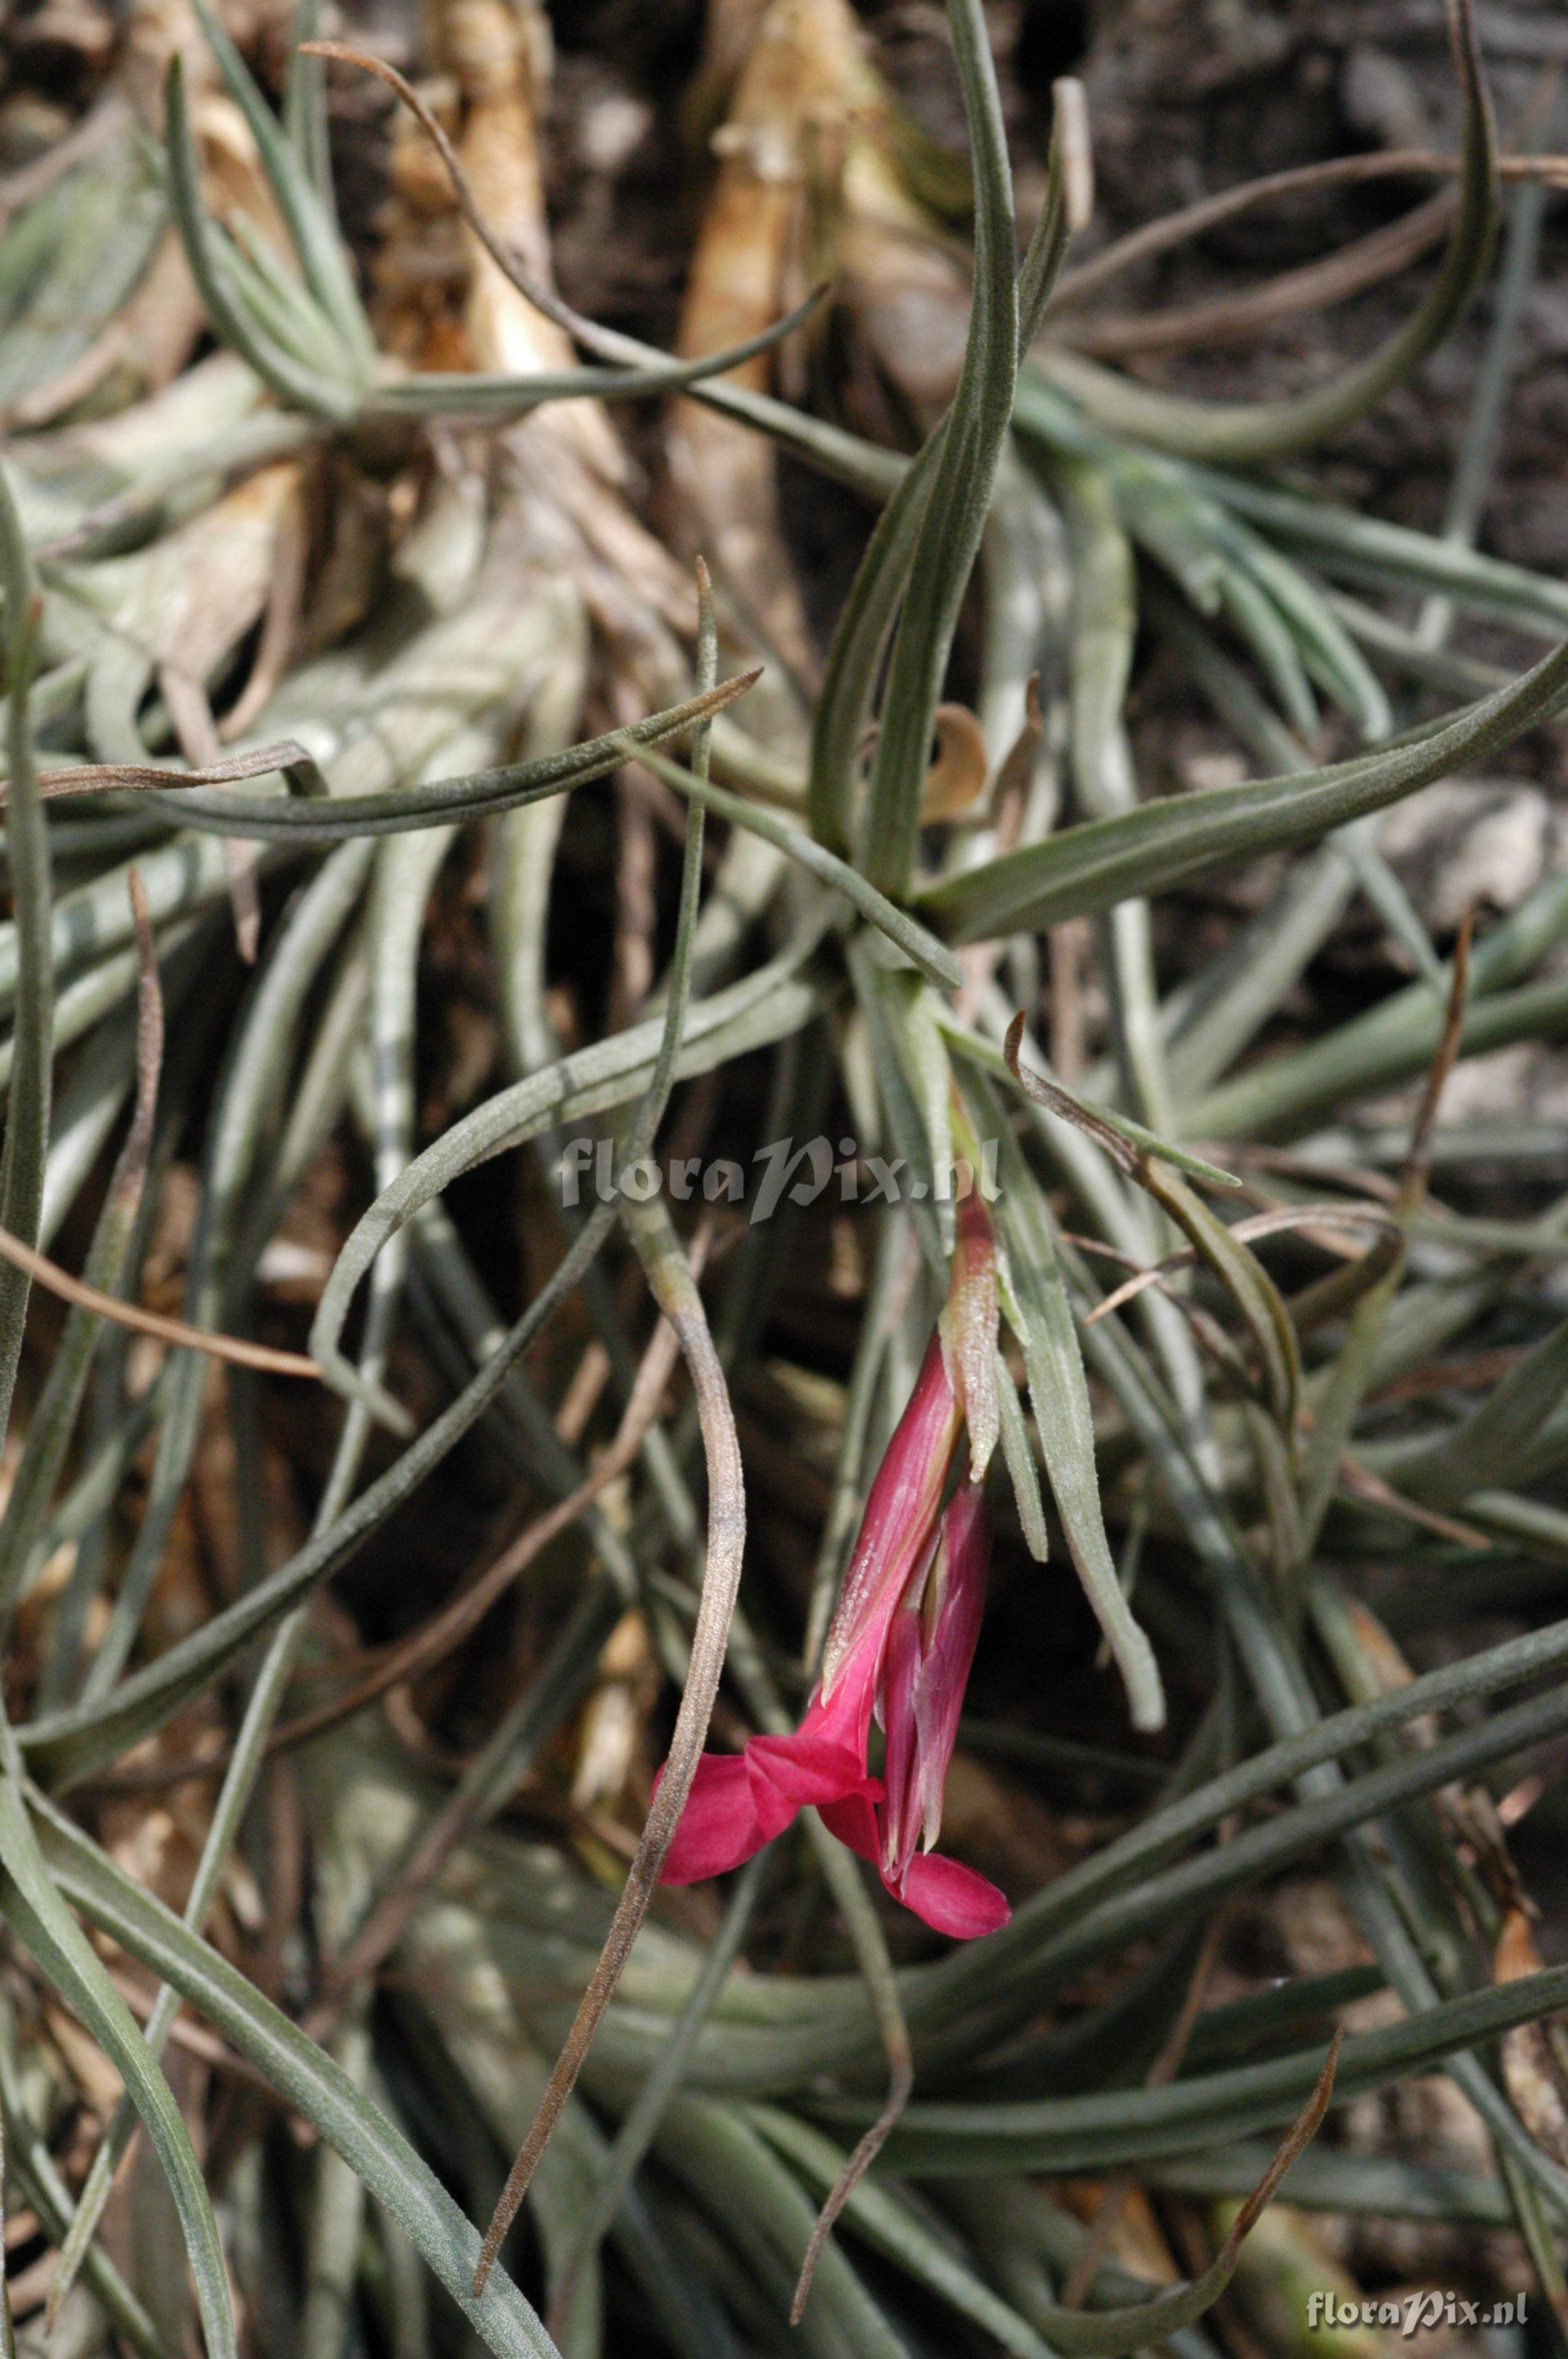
xmin=1496 ymin=1908 xmax=1568 ymax=2165
xmin=920 ymin=703 xmax=989 ymax=820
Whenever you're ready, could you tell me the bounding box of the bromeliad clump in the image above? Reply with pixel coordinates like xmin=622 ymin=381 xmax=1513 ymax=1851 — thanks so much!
xmin=661 ymin=1190 xmax=1009 ymax=1936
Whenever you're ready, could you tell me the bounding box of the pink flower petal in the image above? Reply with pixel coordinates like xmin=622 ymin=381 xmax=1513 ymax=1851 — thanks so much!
xmin=749 ymin=1731 xmax=879 ymax=1808
xmin=895 ymin=1851 xmax=1011 ymax=1939
xmin=819 ymin=1795 xmax=1008 ymax=1939
xmin=815 ymin=1790 xmax=881 ymax=1866
xmin=877 ymin=1600 xmax=925 ymax=1887
xmin=820 ymin=1333 xmax=960 ymax=1696
xmin=793 ymin=1642 xmax=883 ymax=1761
xmin=938 ymin=1189 xmax=1000 ymax=1478
xmin=913 ymin=1482 xmax=990 ymax=1854
xmin=659 ymin=1751 xmax=793 ymax=1884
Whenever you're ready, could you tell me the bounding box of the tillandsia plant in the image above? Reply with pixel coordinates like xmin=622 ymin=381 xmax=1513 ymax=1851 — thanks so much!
xmin=3 ymin=0 xmax=1568 ymax=2354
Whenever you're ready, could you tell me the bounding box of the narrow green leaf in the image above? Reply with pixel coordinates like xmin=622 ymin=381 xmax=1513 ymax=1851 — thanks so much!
xmin=1187 ymin=951 xmax=1568 ymax=1144
xmin=655 ymin=2099 xmax=908 ymax=2359
xmin=1146 ymin=565 xmax=1443 ymax=995
xmin=804 ymin=57 xmax=1088 ymax=856
xmin=1378 ymin=1313 xmax=1568 ymax=1510
xmin=939 ymin=1010 xmax=1240 ymax=1186
xmin=283 ymin=0 xmax=334 ymax=201
xmin=1024 ymin=0 xmax=1496 ymax=463
xmin=876 ymin=1955 xmax=1568 ymax=2175
xmin=133 ymin=675 xmax=759 ymax=841
xmin=1186 ymin=463 xmax=1568 ymax=637
xmin=920 ymin=626 xmax=1568 ymax=943
xmin=162 ymin=58 xmax=361 ymax=418
xmin=555 ymin=1856 xmax=766 ymax=2308
xmin=1017 ymin=78 xmax=1091 ymax=347
xmin=886 ymin=976 xmax=960 ymax=1249
xmin=764 ymin=2034 xmax=1338 ymax=2357
xmin=189 ymin=0 xmax=374 ymax=369
xmin=808 ymin=429 xmax=946 ymax=856
xmin=0 ymin=1989 xmax=165 ymax=2357
xmin=1140 ymin=1163 xmax=1301 ymax=1440
xmin=307 ymin=921 xmax=832 ymax=1391
xmin=24 ymin=1797 xmax=562 ymax=2359
xmin=750 ymin=2109 xmax=1052 ymax=2359
xmin=376 ymin=290 xmax=831 ymax=420
xmin=0 ymin=467 xmax=51 ymax=1454
xmin=1147 ymin=2145 xmax=1508 ymax=2227
xmin=635 ymin=746 xmax=963 ymax=989
xmin=0 ymin=1779 xmax=237 ymax=2359
xmin=996 ymin=1366 xmax=1049 ymax=1561
xmin=858 ymin=0 xmax=1018 ymax=895
xmin=1221 ymin=523 xmax=1391 ymax=740
xmin=918 ymin=1611 xmax=1568 ymax=2059
xmin=1216 ymin=552 xmax=1319 ymax=738
xmin=959 ymin=1069 xmax=1165 ymax=1730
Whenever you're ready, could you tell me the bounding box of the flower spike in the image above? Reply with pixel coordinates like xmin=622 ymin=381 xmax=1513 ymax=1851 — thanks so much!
xmin=661 ymin=1200 xmax=1008 ymax=1938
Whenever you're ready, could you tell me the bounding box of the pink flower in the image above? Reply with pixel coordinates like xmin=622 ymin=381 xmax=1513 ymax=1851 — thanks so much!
xmin=659 ymin=1198 xmax=1009 ymax=1939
